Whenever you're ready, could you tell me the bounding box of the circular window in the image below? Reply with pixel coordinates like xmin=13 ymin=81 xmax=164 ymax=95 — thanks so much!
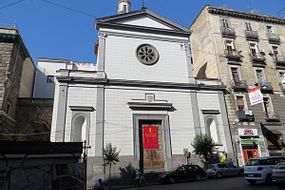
xmin=136 ymin=44 xmax=159 ymax=65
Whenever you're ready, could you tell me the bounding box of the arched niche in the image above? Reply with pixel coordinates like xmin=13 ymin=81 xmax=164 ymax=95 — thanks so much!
xmin=71 ymin=114 xmax=88 ymax=142
xmin=206 ymin=117 xmax=220 ymax=143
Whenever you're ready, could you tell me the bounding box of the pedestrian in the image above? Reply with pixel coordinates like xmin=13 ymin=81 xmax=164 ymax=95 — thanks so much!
xmin=94 ymin=178 xmax=104 ymax=190
xmin=134 ymin=169 xmax=142 ymax=187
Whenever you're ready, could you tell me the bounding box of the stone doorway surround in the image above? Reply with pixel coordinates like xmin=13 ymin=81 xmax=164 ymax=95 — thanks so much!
xmin=128 ymin=93 xmax=173 ymax=172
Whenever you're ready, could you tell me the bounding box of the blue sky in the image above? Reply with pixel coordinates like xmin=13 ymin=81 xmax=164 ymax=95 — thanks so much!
xmin=0 ymin=0 xmax=284 ymax=64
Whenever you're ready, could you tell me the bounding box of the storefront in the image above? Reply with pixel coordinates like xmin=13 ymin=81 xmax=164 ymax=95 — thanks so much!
xmin=238 ymin=129 xmax=262 ymax=165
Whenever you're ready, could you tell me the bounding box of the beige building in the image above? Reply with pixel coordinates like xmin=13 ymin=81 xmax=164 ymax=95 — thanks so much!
xmin=191 ymin=5 xmax=285 ymax=166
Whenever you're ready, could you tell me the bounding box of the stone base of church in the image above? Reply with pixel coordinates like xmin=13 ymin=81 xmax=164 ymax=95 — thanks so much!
xmin=86 ymin=154 xmax=206 ymax=188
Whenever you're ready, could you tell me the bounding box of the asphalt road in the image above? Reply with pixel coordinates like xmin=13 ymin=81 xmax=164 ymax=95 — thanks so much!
xmin=127 ymin=177 xmax=282 ymax=190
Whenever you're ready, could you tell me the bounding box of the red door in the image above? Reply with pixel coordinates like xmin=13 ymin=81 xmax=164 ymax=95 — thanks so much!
xmin=243 ymin=149 xmax=259 ymax=164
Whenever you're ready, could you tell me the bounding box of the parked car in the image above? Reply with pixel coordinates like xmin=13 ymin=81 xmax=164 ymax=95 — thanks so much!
xmin=158 ymin=165 xmax=206 ymax=184
xmin=272 ymin=161 xmax=285 ymax=187
xmin=244 ymin=156 xmax=285 ymax=185
xmin=206 ymin=163 xmax=243 ymax=178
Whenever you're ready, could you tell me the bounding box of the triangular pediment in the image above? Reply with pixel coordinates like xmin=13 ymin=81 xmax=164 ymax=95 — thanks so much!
xmin=96 ymin=8 xmax=190 ymax=34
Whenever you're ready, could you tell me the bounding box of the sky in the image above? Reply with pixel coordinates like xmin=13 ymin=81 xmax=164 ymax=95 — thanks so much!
xmin=0 ymin=0 xmax=285 ymax=64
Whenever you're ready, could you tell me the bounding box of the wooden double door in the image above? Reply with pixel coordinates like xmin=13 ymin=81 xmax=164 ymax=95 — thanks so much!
xmin=139 ymin=120 xmax=165 ymax=171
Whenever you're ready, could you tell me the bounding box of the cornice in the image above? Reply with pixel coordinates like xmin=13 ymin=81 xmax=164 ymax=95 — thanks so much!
xmin=57 ymin=77 xmax=227 ymax=92
xmin=208 ymin=6 xmax=285 ymax=25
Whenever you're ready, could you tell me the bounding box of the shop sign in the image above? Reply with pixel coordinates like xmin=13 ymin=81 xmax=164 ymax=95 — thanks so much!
xmin=248 ymin=86 xmax=263 ymax=106
xmin=238 ymin=128 xmax=258 ymax=137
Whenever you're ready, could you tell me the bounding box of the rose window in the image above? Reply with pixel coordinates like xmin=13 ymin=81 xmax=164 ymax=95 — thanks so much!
xmin=136 ymin=44 xmax=159 ymax=65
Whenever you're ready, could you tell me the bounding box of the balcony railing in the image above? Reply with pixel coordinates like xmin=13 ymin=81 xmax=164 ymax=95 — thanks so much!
xmin=237 ymin=110 xmax=254 ymax=122
xmin=221 ymin=27 xmax=236 ymax=37
xmin=273 ymin=55 xmax=285 ymax=66
xmin=265 ymin=113 xmax=280 ymax=122
xmin=231 ymin=80 xmax=248 ymax=90
xmin=267 ymin=33 xmax=281 ymax=44
xmin=245 ymin=30 xmax=259 ymax=40
xmin=225 ymin=49 xmax=242 ymax=60
xmin=251 ymin=53 xmax=266 ymax=63
xmin=255 ymin=80 xmax=273 ymax=92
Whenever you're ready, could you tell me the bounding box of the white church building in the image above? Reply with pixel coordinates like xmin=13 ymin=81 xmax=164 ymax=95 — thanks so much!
xmin=49 ymin=0 xmax=234 ymax=185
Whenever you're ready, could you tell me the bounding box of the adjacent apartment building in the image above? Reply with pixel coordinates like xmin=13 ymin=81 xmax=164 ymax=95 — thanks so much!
xmin=191 ymin=5 xmax=285 ymax=166
xmin=0 ymin=26 xmax=35 ymax=140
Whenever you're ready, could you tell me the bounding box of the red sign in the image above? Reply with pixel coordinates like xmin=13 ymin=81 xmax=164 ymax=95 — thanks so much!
xmin=143 ymin=126 xmax=159 ymax=149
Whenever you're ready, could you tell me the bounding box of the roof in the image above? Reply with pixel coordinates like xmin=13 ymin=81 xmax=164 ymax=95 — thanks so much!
xmin=207 ymin=5 xmax=285 ymax=25
xmin=96 ymin=8 xmax=191 ymax=35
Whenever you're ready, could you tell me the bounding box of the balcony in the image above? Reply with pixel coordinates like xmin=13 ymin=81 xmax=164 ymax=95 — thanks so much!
xmin=273 ymin=55 xmax=285 ymax=67
xmin=231 ymin=80 xmax=248 ymax=90
xmin=251 ymin=53 xmax=266 ymax=67
xmin=255 ymin=80 xmax=273 ymax=92
xmin=267 ymin=33 xmax=281 ymax=44
xmin=221 ymin=27 xmax=236 ymax=37
xmin=245 ymin=30 xmax=259 ymax=41
xmin=237 ymin=110 xmax=254 ymax=122
xmin=225 ymin=49 xmax=242 ymax=61
xmin=265 ymin=113 xmax=280 ymax=123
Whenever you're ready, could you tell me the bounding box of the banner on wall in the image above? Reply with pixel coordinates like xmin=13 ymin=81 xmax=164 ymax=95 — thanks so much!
xmin=248 ymin=86 xmax=263 ymax=106
xmin=143 ymin=126 xmax=159 ymax=149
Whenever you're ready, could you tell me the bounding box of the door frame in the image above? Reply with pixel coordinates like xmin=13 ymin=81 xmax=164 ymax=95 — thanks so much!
xmin=133 ymin=114 xmax=172 ymax=172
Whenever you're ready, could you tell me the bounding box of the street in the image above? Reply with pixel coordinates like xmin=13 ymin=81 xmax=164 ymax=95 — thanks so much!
xmin=127 ymin=177 xmax=282 ymax=190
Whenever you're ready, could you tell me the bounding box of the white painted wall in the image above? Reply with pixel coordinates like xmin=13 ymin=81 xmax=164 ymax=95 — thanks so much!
xmin=33 ymin=60 xmax=69 ymax=98
xmin=104 ymin=87 xmax=195 ymax=156
xmin=197 ymin=91 xmax=229 ymax=152
xmin=33 ymin=59 xmax=96 ymax=98
xmin=104 ymin=34 xmax=191 ymax=83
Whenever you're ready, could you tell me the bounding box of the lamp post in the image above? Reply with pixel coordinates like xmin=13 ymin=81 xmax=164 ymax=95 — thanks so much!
xmin=83 ymin=140 xmax=91 ymax=190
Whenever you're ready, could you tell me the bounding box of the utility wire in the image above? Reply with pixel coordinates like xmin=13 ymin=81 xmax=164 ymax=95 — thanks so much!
xmin=41 ymin=0 xmax=96 ymax=18
xmin=0 ymin=0 xmax=26 ymax=11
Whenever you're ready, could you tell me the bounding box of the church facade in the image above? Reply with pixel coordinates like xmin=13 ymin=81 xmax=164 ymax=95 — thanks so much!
xmin=50 ymin=1 xmax=234 ymax=185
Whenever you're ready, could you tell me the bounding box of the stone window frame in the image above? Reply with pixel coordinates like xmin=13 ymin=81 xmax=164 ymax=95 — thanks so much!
xmin=254 ymin=67 xmax=266 ymax=83
xmin=220 ymin=17 xmax=231 ymax=28
xmin=229 ymin=65 xmax=243 ymax=82
xmin=234 ymin=93 xmax=248 ymax=111
xmin=136 ymin=44 xmax=160 ymax=65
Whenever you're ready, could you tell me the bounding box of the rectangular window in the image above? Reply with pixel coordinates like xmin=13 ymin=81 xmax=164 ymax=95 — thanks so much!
xmin=221 ymin=18 xmax=229 ymax=28
xmin=225 ymin=39 xmax=234 ymax=51
xmin=245 ymin=22 xmax=252 ymax=31
xmin=280 ymin=71 xmax=285 ymax=87
xmin=249 ymin=42 xmax=258 ymax=56
xmin=267 ymin=26 xmax=273 ymax=33
xmin=236 ymin=96 xmax=245 ymax=111
xmin=263 ymin=97 xmax=273 ymax=117
xmin=256 ymin=69 xmax=264 ymax=82
xmin=272 ymin=46 xmax=279 ymax=56
xmin=123 ymin=5 xmax=127 ymax=12
xmin=231 ymin=67 xmax=240 ymax=83
xmin=46 ymin=75 xmax=54 ymax=83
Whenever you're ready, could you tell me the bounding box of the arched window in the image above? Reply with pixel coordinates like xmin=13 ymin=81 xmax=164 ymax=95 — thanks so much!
xmin=206 ymin=118 xmax=219 ymax=143
xmin=72 ymin=115 xmax=87 ymax=142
